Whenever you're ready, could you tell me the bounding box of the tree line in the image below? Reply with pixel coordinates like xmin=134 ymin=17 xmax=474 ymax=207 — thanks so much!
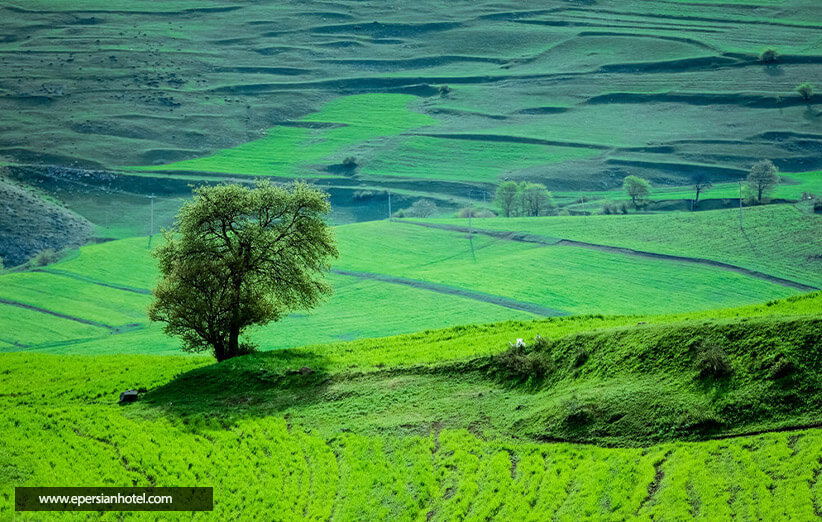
xmin=493 ymin=160 xmax=783 ymax=217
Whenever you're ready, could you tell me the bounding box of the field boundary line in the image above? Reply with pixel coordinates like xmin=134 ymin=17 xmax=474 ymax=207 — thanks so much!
xmin=33 ymin=269 xmax=152 ymax=295
xmin=331 ymin=269 xmax=567 ymax=317
xmin=400 ymin=221 xmax=819 ymax=292
xmin=0 ymin=298 xmax=116 ymax=330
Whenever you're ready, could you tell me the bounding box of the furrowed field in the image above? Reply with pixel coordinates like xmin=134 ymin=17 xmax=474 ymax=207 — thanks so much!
xmin=1 ymin=293 xmax=821 ymax=520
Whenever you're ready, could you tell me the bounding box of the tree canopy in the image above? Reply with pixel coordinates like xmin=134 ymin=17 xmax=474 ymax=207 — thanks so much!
xmin=148 ymin=181 xmax=338 ymax=361
xmin=495 ymin=181 xmax=554 ymax=217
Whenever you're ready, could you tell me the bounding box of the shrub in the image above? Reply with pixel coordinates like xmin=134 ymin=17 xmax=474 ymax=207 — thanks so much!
xmin=759 ymin=48 xmax=779 ymax=63
xmin=438 ymin=85 xmax=452 ymax=96
xmin=599 ymin=202 xmax=619 ymax=215
xmin=796 ymin=82 xmax=814 ymax=101
xmin=342 ymin=156 xmax=358 ymax=168
xmin=458 ymin=207 xmax=479 ymax=218
xmin=32 ymin=248 xmax=60 ymax=267
xmin=694 ymin=343 xmax=732 ymax=378
xmin=237 ymin=341 xmax=258 ymax=356
xmin=494 ymin=335 xmax=554 ymax=383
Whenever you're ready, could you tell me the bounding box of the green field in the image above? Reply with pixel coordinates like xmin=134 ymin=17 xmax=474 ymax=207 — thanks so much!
xmin=433 ymin=204 xmax=822 ymax=287
xmin=1 ymin=208 xmax=812 ymax=355
xmin=2 ymin=293 xmax=821 ymax=520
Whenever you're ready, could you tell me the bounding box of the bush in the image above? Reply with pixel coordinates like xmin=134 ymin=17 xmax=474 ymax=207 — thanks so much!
xmin=694 ymin=343 xmax=732 ymax=378
xmin=494 ymin=335 xmax=554 ymax=382
xmin=237 ymin=341 xmax=258 ymax=356
xmin=342 ymin=156 xmax=358 ymax=168
xmin=759 ymin=48 xmax=779 ymax=63
xmin=438 ymin=85 xmax=452 ymax=96
xmin=458 ymin=207 xmax=479 ymax=218
xmin=32 ymin=248 xmax=60 ymax=267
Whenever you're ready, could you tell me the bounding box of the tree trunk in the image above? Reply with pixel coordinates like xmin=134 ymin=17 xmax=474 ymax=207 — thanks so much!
xmin=226 ymin=317 xmax=240 ymax=360
xmin=214 ymin=341 xmax=226 ymax=362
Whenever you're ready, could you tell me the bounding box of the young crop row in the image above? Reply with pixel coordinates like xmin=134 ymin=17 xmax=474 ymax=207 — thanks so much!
xmin=3 ymin=400 xmax=821 ymax=521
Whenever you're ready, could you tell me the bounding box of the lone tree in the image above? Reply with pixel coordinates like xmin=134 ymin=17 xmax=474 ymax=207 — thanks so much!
xmin=747 ymin=160 xmax=780 ymax=204
xmin=796 ymin=82 xmax=814 ymax=101
xmin=692 ymin=172 xmax=712 ymax=209
xmin=149 ymin=181 xmax=338 ymax=361
xmin=495 ymin=181 xmax=519 ymax=217
xmin=622 ymin=175 xmax=651 ymax=208
xmin=759 ymin=48 xmax=779 ymax=63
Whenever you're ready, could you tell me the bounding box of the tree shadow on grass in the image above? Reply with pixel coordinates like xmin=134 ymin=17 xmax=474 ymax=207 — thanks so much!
xmin=140 ymin=349 xmax=334 ymax=422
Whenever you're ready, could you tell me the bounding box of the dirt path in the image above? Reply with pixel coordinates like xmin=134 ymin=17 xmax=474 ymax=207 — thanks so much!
xmin=0 ymin=298 xmax=115 ymax=330
xmin=401 ymin=221 xmax=819 ymax=292
xmin=331 ymin=269 xmax=567 ymax=317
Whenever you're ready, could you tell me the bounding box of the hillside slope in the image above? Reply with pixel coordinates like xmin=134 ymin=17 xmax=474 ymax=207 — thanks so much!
xmin=0 ymin=177 xmax=91 ymax=266
xmin=1 ymin=293 xmax=820 ymax=520
xmin=2 ymin=0 xmax=820 ymax=198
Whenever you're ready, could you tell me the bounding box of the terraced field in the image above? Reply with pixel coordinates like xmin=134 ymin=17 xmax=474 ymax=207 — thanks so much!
xmin=1 ymin=207 xmax=814 ymax=355
xmin=2 ymin=0 xmax=820 ymax=211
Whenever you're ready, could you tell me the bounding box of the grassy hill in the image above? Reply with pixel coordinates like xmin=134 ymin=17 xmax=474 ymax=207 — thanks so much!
xmin=1 ymin=292 xmax=820 ymax=520
xmin=1 ymin=206 xmax=814 ymax=353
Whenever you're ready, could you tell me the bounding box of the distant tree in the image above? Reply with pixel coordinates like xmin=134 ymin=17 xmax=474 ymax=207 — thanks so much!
xmin=692 ymin=172 xmax=712 ymax=209
xmin=519 ymin=182 xmax=555 ymax=217
xmin=622 ymin=175 xmax=651 ymax=208
xmin=149 ymin=181 xmax=338 ymax=362
xmin=406 ymin=199 xmax=438 ymax=218
xmin=495 ymin=181 xmax=519 ymax=217
xmin=438 ymin=85 xmax=452 ymax=97
xmin=747 ymin=160 xmax=780 ymax=204
xmin=796 ymin=82 xmax=814 ymax=101
xmin=342 ymin=156 xmax=358 ymax=169
xmin=759 ymin=48 xmax=779 ymax=63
